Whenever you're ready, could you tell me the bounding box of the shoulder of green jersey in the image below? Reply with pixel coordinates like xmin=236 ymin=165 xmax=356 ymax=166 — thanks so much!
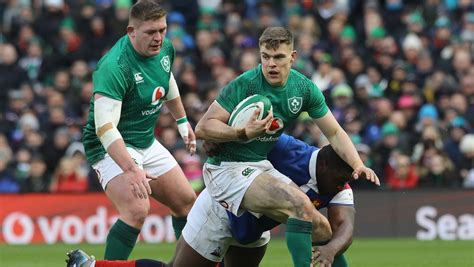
xmin=291 ymin=68 xmax=312 ymax=82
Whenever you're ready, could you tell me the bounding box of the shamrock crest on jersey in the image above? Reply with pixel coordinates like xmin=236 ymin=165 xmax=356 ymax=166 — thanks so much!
xmin=161 ymin=55 xmax=170 ymax=72
xmin=288 ymin=96 xmax=302 ymax=114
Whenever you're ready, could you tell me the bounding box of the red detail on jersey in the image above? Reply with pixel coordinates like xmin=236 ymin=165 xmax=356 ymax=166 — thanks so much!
xmin=269 ymin=119 xmax=280 ymax=131
xmin=336 ymin=182 xmax=351 ymax=191
xmin=155 ymin=89 xmax=163 ymax=100
xmin=267 ymin=118 xmax=283 ymax=134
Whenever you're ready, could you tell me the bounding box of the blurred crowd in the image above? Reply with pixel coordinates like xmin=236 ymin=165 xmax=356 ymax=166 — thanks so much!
xmin=1 ymin=0 xmax=474 ymax=194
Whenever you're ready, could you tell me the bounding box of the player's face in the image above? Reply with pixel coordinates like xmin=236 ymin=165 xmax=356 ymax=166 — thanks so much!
xmin=260 ymin=43 xmax=296 ymax=86
xmin=128 ymin=17 xmax=167 ymax=57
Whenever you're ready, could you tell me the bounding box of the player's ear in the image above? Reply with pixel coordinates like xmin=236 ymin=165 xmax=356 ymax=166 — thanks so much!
xmin=127 ymin=25 xmax=135 ymax=36
xmin=290 ymin=50 xmax=297 ymax=63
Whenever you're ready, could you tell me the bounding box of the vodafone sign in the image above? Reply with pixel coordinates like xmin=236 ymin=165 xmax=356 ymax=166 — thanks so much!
xmin=0 ymin=194 xmax=175 ymax=244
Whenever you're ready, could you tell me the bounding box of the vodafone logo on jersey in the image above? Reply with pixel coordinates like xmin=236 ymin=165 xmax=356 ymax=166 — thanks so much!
xmin=266 ymin=118 xmax=284 ymax=134
xmin=151 ymin=86 xmax=165 ymax=105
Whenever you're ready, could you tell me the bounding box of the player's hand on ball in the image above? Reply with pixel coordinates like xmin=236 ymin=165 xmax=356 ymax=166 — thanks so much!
xmin=352 ymin=165 xmax=380 ymax=186
xmin=245 ymin=108 xmax=273 ymax=140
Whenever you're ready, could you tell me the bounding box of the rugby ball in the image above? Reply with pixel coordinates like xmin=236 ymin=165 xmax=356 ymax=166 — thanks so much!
xmin=228 ymin=94 xmax=272 ymax=128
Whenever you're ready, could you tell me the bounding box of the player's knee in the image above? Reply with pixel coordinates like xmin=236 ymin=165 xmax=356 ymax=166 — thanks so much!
xmin=288 ymin=193 xmax=313 ymax=221
xmin=312 ymin=214 xmax=332 ymax=241
xmin=123 ymin=204 xmax=149 ymax=227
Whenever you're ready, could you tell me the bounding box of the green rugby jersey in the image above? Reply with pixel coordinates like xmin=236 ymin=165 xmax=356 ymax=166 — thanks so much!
xmin=82 ymin=35 xmax=175 ymax=165
xmin=208 ymin=64 xmax=329 ymax=164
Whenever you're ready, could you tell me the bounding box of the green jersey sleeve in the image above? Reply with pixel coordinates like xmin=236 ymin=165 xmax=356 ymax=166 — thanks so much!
xmin=306 ymin=82 xmax=329 ymax=119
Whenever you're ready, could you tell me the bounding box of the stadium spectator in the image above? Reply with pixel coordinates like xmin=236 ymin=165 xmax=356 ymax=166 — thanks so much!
xmin=459 ymin=134 xmax=474 ymax=188
xmin=412 ymin=125 xmax=444 ymax=163
xmin=49 ymin=156 xmax=88 ymax=193
xmin=389 ymin=110 xmax=415 ymax=154
xmin=21 ymin=155 xmax=50 ymax=193
xmin=385 ymin=152 xmax=419 ymax=190
xmin=330 ymin=83 xmax=354 ymax=124
xmin=418 ymin=152 xmax=458 ymax=188
xmin=0 ymin=43 xmax=30 ymax=110
xmin=0 ymin=157 xmax=19 ymax=193
xmin=0 ymin=133 xmax=17 ymax=193
xmin=444 ymin=117 xmax=471 ymax=169
xmin=372 ymin=122 xmax=400 ymax=181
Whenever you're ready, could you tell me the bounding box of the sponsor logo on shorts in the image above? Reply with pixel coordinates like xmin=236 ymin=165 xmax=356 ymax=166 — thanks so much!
xmin=210 ymin=247 xmax=222 ymax=257
xmin=219 ymin=201 xmax=229 ymax=209
xmin=131 ymin=158 xmax=143 ymax=168
xmin=242 ymin=167 xmax=256 ymax=177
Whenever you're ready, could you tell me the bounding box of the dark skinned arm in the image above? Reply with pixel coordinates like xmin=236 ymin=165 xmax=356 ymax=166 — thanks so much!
xmin=327 ymin=205 xmax=355 ymax=255
xmin=313 ymin=205 xmax=355 ymax=266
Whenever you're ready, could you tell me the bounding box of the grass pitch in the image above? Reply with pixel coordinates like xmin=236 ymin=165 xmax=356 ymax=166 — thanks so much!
xmin=1 ymin=238 xmax=472 ymax=267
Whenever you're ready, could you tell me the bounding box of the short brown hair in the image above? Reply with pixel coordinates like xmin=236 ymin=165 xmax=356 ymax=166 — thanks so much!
xmin=259 ymin=27 xmax=294 ymax=50
xmin=129 ymin=0 xmax=167 ymax=23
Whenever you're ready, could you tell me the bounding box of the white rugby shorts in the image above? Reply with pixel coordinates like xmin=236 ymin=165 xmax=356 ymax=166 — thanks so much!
xmin=202 ymin=160 xmax=292 ymax=216
xmin=92 ymin=139 xmax=178 ymax=190
xmin=182 ymin=189 xmax=270 ymax=262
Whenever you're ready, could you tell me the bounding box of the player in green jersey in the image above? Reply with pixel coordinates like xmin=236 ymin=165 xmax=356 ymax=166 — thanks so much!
xmin=81 ymin=1 xmax=196 ymax=260
xmin=195 ymin=26 xmax=379 ymax=267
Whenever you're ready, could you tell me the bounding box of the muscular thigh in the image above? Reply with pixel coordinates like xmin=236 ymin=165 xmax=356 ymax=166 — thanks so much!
xmin=171 ymin=237 xmax=217 ymax=267
xmin=143 ymin=140 xmax=196 ymax=216
xmin=105 ymin=172 xmax=150 ymax=224
xmin=242 ymin=172 xmax=306 ymax=223
xmin=149 ymin=165 xmax=196 ymax=216
xmin=93 ymin=147 xmax=149 ymax=222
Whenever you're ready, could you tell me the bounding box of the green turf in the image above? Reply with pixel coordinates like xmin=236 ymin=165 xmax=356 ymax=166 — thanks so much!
xmin=1 ymin=238 xmax=472 ymax=267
